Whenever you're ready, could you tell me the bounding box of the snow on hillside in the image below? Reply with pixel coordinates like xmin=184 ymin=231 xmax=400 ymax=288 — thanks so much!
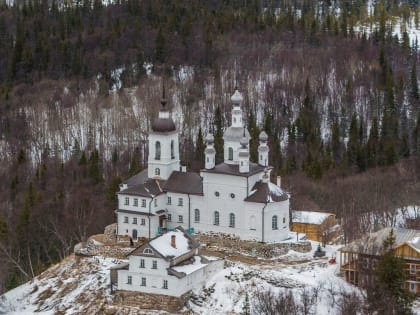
xmin=0 ymin=243 xmax=348 ymax=315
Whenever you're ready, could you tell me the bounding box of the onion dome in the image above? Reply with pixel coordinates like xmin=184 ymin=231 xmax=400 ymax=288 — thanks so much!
xmin=151 ymin=97 xmax=176 ymax=132
xmin=240 ymin=136 xmax=248 ymax=148
xmin=259 ymin=131 xmax=268 ymax=142
xmin=231 ymin=88 xmax=243 ymax=104
xmin=205 ymin=134 xmax=214 ymax=145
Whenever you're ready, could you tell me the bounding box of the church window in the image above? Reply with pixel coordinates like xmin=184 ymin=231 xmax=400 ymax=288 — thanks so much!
xmin=152 ymin=260 xmax=157 ymax=269
xmin=167 ymin=214 xmax=172 ymax=221
xmin=141 ymin=218 xmax=146 ymax=225
xmin=260 ymin=155 xmax=262 ymax=161
xmin=163 ymin=280 xmax=168 ymax=289
xmin=233 ymin=118 xmax=237 ymax=123
xmin=272 ymin=216 xmax=278 ymax=230
xmin=127 ymin=276 xmax=132 ymax=284
xmin=133 ymin=198 xmax=138 ymax=207
xmin=155 ymin=168 xmax=160 ymax=176
xmin=132 ymin=217 xmax=137 ymax=224
xmin=214 ymin=211 xmax=220 ymax=226
xmin=207 ymin=157 xmax=209 ymax=163
xmin=141 ymin=199 xmax=146 ymax=207
xmin=140 ymin=259 xmax=145 ymax=268
xmin=178 ymin=198 xmax=183 ymax=206
xmin=155 ymin=141 xmax=161 ymax=160
xmin=215 ymin=191 xmax=220 ymax=197
xmin=241 ymin=161 xmax=243 ymax=166
xmin=167 ymin=197 xmax=172 ymax=205
xmin=229 ymin=213 xmax=235 ymax=228
xmin=124 ymin=197 xmax=129 ymax=205
xmin=194 ymin=209 xmax=200 ymax=223
xmin=178 ymin=215 xmax=183 ymax=223
xmin=141 ymin=277 xmax=146 ymax=286
xmin=230 ymin=193 xmax=235 ymax=199
xmin=171 ymin=140 xmax=175 ymax=159
xmin=154 ymin=199 xmax=158 ymax=207
xmin=228 ymin=147 xmax=233 ymax=160
xmin=124 ymin=216 xmax=128 ymax=223
xmin=283 ymin=217 xmax=286 ymax=224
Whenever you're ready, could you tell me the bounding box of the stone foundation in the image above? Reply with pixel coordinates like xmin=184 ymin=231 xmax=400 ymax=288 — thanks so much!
xmin=103 ymin=223 xmax=117 ymax=244
xmin=114 ymin=290 xmax=190 ymax=313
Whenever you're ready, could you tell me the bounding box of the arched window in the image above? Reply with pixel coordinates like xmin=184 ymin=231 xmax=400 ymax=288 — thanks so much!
xmin=155 ymin=141 xmax=161 ymax=160
xmin=228 ymin=147 xmax=233 ymax=160
xmin=171 ymin=140 xmax=175 ymax=159
xmin=155 ymin=168 xmax=160 ymax=176
xmin=214 ymin=211 xmax=219 ymax=226
xmin=229 ymin=213 xmax=235 ymax=228
xmin=194 ymin=209 xmax=200 ymax=223
xmin=272 ymin=215 xmax=278 ymax=230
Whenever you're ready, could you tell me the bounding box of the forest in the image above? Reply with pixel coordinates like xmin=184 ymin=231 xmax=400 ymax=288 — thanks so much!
xmin=0 ymin=0 xmax=420 ymax=294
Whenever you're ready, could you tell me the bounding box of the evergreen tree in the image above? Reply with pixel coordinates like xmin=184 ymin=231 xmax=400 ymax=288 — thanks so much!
xmin=367 ymin=118 xmax=380 ymax=168
xmin=88 ymin=149 xmax=103 ymax=183
xmin=248 ymin=110 xmax=260 ymax=163
xmin=413 ymin=111 xmax=420 ymax=155
xmin=331 ymin=119 xmax=342 ymax=164
xmin=347 ymin=113 xmax=359 ymax=166
xmin=155 ymin=28 xmax=166 ymax=64
xmin=213 ymin=106 xmax=224 ymax=163
xmin=368 ymin=229 xmax=414 ymax=314
xmin=129 ymin=147 xmax=142 ymax=176
xmin=195 ymin=127 xmax=205 ymax=167
xmin=106 ymin=176 xmax=122 ymax=204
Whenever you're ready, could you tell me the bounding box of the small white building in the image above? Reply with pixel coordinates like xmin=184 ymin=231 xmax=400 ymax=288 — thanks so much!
xmin=116 ymin=227 xmax=223 ymax=297
xmin=116 ymin=88 xmax=290 ymax=243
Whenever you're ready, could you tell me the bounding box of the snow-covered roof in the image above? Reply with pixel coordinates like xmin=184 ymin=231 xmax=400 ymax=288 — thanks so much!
xmin=340 ymin=227 xmax=420 ymax=256
xmin=149 ymin=228 xmax=193 ymax=258
xmin=171 ymin=256 xmax=207 ymax=275
xmin=245 ymin=181 xmax=288 ymax=203
xmin=292 ymin=210 xmax=334 ymax=225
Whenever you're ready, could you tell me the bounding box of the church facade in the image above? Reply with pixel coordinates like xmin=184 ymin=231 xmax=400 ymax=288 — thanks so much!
xmin=116 ymin=89 xmax=290 ymax=243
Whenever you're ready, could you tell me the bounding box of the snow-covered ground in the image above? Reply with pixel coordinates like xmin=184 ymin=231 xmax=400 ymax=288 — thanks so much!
xmin=0 ymin=239 xmax=419 ymax=314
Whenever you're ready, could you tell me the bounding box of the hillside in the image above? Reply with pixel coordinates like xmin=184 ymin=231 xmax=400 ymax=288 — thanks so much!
xmin=0 ymin=240 xmax=356 ymax=315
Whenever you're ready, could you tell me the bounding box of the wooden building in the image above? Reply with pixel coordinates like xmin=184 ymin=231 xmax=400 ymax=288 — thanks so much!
xmin=291 ymin=210 xmax=338 ymax=243
xmin=339 ymin=227 xmax=420 ymax=295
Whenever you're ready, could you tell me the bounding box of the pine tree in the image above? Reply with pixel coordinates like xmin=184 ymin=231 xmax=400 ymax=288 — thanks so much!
xmin=366 ymin=118 xmax=379 ymax=168
xmin=413 ymin=111 xmax=420 ymax=155
xmin=155 ymin=28 xmax=166 ymax=64
xmin=368 ymin=229 xmax=414 ymax=314
xmin=410 ymin=59 xmax=419 ymax=100
xmin=129 ymin=147 xmax=142 ymax=176
xmin=195 ymin=127 xmax=205 ymax=167
xmin=213 ymin=106 xmax=224 ymax=163
xmin=347 ymin=113 xmax=359 ymax=166
xmin=248 ymin=110 xmax=260 ymax=163
xmin=331 ymin=119 xmax=342 ymax=164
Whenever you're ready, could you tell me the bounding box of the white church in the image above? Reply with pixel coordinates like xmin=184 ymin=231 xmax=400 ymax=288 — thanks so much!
xmin=116 ymin=89 xmax=290 ymax=243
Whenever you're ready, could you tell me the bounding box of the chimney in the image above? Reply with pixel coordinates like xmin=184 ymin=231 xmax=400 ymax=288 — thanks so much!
xmin=181 ymin=165 xmax=187 ymax=172
xmin=171 ymin=235 xmax=176 ymax=248
xmin=277 ymin=176 xmax=281 ymax=188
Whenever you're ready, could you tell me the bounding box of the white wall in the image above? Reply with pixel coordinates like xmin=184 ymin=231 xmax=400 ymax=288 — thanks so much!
xmin=118 ymin=194 xmax=151 ymax=212
xmin=148 ymin=132 xmax=180 ymax=180
xmin=117 ymin=259 xmax=224 ymax=297
xmin=117 ymin=212 xmax=159 ymax=239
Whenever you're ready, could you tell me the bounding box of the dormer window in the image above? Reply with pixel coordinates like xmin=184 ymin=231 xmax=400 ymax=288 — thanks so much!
xmin=143 ymin=248 xmax=153 ymax=255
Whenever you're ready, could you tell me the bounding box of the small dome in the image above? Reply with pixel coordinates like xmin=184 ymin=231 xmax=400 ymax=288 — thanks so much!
xmin=205 ymin=134 xmax=214 ymax=144
xmin=151 ymin=117 xmax=176 ymax=132
xmin=259 ymin=131 xmax=268 ymax=142
xmin=240 ymin=136 xmax=248 ymax=147
xmin=231 ymin=89 xmax=243 ymax=104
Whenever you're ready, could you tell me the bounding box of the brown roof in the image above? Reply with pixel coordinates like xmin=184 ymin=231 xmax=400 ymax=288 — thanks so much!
xmin=151 ymin=115 xmax=176 ymax=132
xmin=163 ymin=171 xmax=203 ymax=195
xmin=202 ymin=162 xmax=265 ymax=177
xmin=118 ymin=179 xmax=165 ymax=197
xmin=245 ymin=181 xmax=289 ymax=203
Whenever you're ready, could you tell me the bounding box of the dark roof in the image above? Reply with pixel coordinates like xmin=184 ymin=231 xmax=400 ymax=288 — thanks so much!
xmin=116 ymin=209 xmax=155 ymax=216
xmin=118 ymin=178 xmax=165 ymax=197
xmin=245 ymin=181 xmax=289 ymax=203
xmin=202 ymin=162 xmax=265 ymax=177
xmin=151 ymin=115 xmax=176 ymax=132
xmin=123 ymin=169 xmax=148 ymax=186
xmin=163 ymin=171 xmax=203 ymax=195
